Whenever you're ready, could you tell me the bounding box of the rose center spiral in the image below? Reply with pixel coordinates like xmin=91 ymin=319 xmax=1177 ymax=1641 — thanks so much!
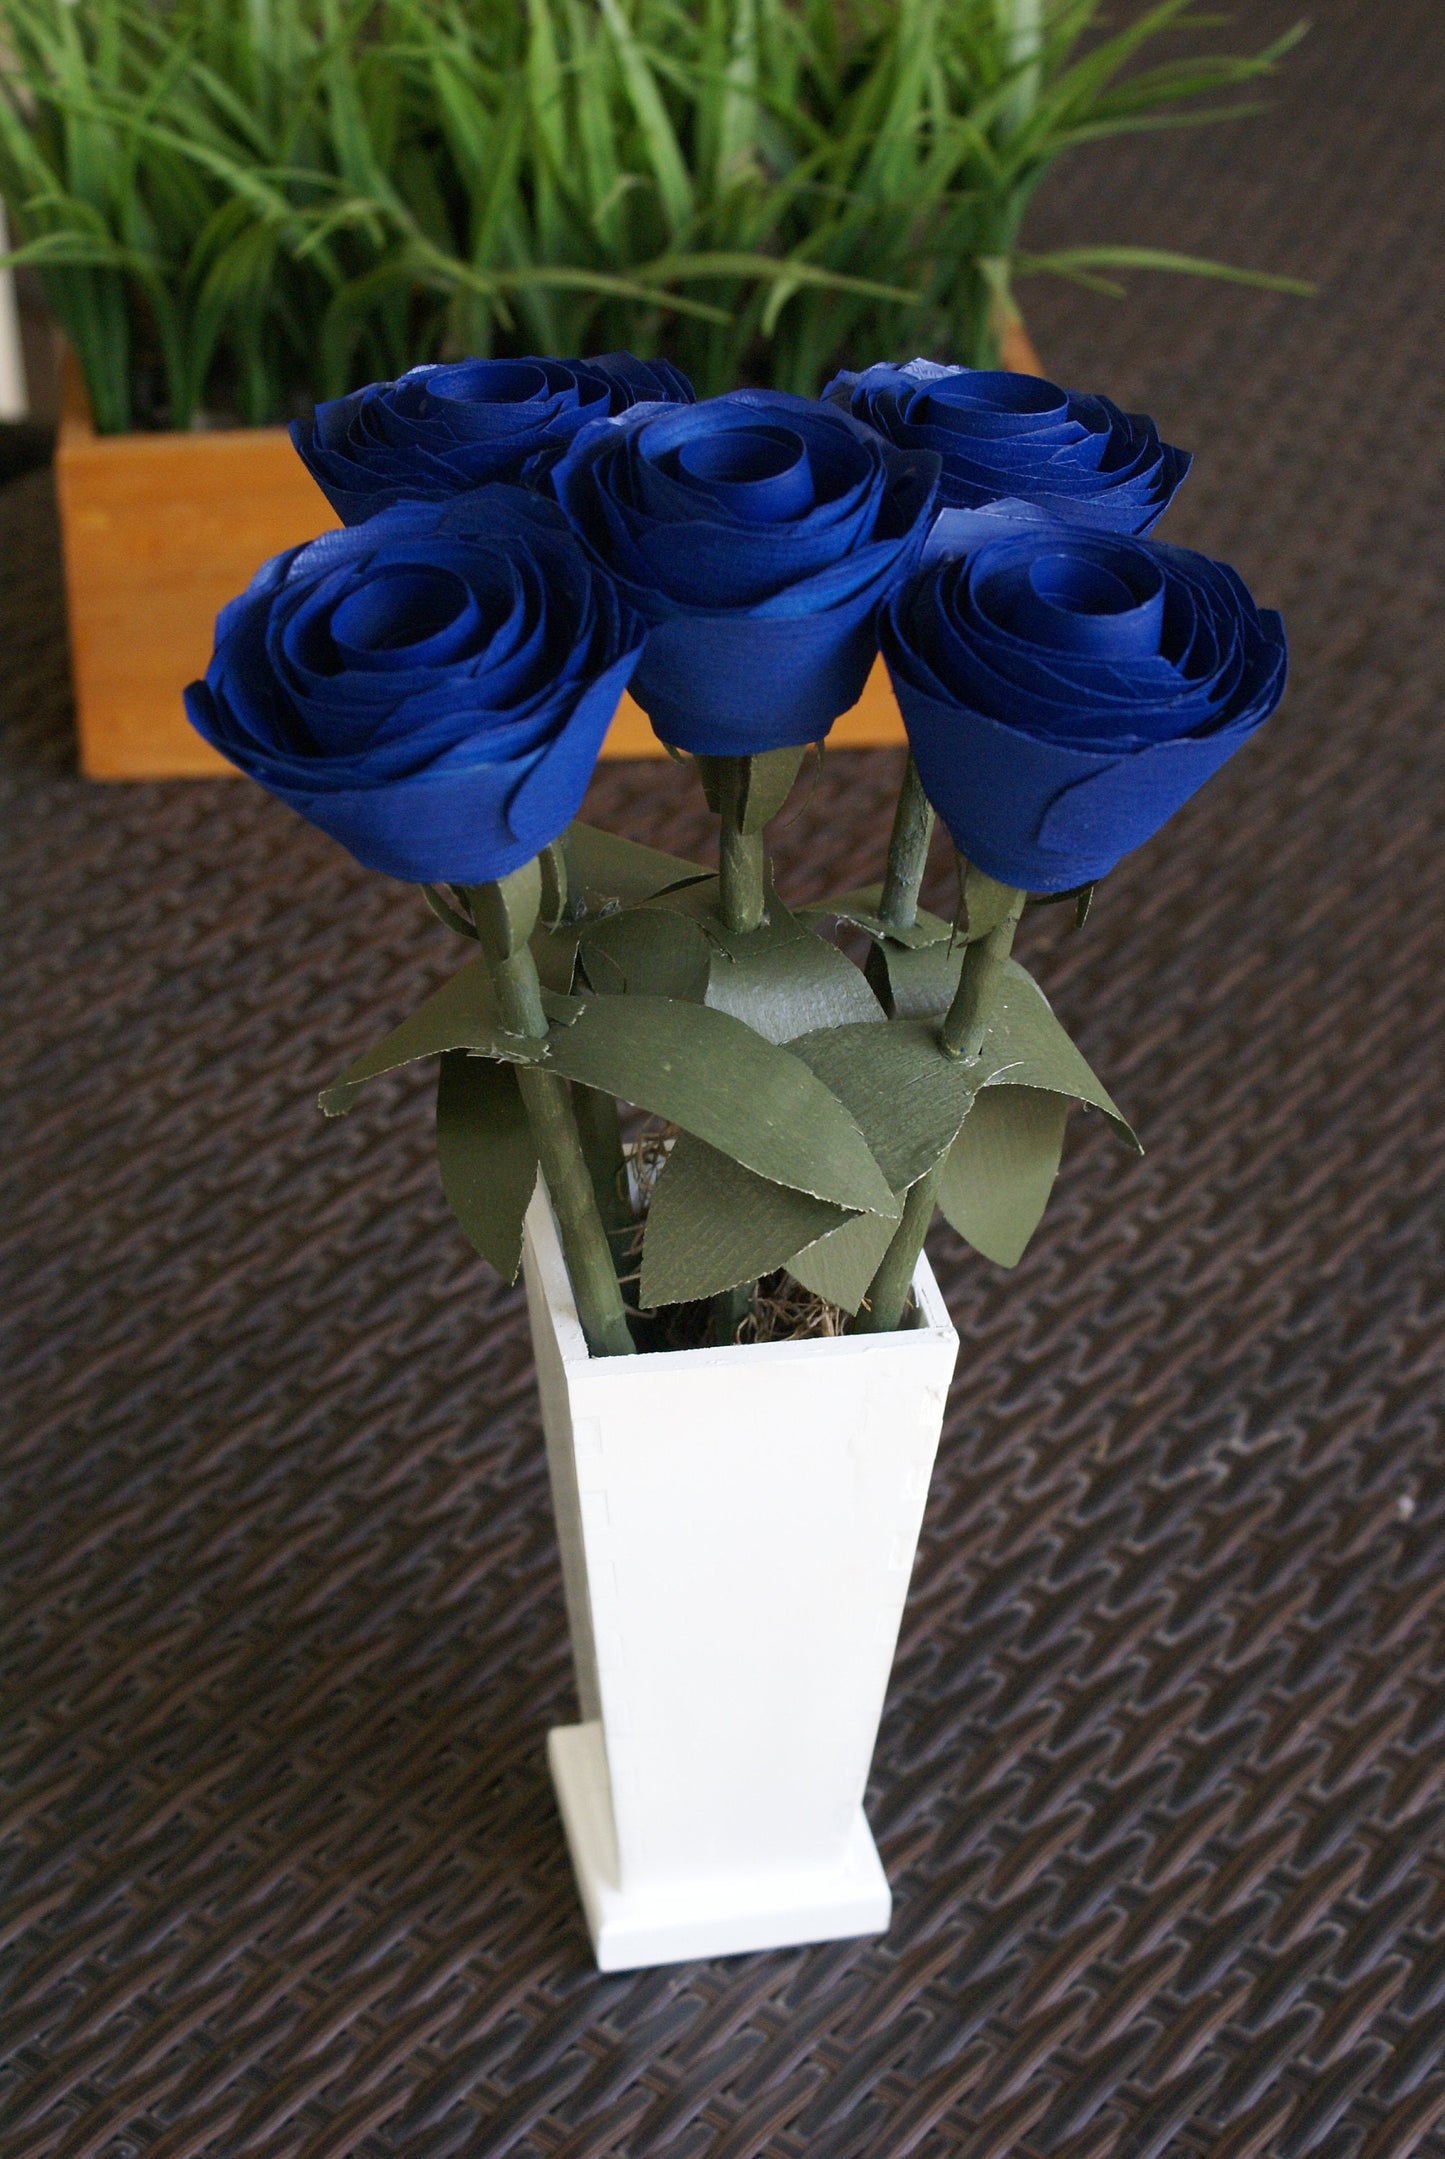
xmin=671 ymin=425 xmax=813 ymax=523
xmin=927 ymin=371 xmax=1064 ymax=431
xmin=330 ymin=566 xmax=483 ymax=670
xmin=995 ymin=550 xmax=1166 ymax=657
xmin=427 ymin=359 xmax=553 ymax=407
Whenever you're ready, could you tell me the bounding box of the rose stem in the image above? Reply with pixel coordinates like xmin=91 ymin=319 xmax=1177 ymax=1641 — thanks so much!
xmin=715 ymin=758 xmax=766 ymax=934
xmin=572 ymin=1083 xmax=631 ymax=1243
xmin=470 ymin=876 xmax=636 ymax=1358
xmin=853 ymin=885 xmax=1027 ymax=1334
xmin=877 ymin=755 xmax=935 ymax=932
xmin=711 ymin=757 xmax=765 ymax=1328
xmin=517 ymin=1064 xmax=637 ymax=1357
xmin=541 ymin=838 xmax=632 ymax=1261
xmin=939 ymin=887 xmax=1026 ymax=1059
xmin=851 ymin=1164 xmax=945 ymax=1335
xmin=709 ymin=1283 xmax=752 ymax=1347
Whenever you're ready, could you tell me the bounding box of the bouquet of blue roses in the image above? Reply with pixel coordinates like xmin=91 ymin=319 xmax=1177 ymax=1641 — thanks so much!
xmin=189 ymin=354 xmax=1287 ymax=1358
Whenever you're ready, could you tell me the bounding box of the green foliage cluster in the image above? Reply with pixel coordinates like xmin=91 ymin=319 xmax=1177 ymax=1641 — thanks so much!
xmin=0 ymin=0 xmax=1304 ymax=434
xmin=323 ymin=795 xmax=1141 ymax=1342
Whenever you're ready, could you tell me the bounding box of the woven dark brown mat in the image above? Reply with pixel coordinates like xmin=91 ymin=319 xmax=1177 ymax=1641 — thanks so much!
xmin=4 ymin=3 xmax=1444 ymax=2153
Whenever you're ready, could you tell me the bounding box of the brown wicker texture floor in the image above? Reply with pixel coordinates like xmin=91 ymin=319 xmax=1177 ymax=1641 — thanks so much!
xmin=4 ymin=3 xmax=1444 ymax=2153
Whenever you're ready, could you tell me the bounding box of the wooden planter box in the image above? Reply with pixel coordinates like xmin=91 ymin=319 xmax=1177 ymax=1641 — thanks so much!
xmin=56 ymin=324 xmax=1040 ymax=780
xmin=56 ymin=359 xmax=337 ymax=779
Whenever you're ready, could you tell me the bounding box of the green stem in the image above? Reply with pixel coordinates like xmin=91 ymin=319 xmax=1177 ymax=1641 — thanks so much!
xmin=514 ymin=1065 xmax=637 ymax=1357
xmin=573 ymin=1083 xmax=630 ymax=1240
xmin=473 ymin=888 xmax=636 ymax=1358
xmin=716 ymin=759 xmax=767 ymax=934
xmin=852 ymin=1164 xmax=943 ymax=1335
xmin=573 ymin=1083 xmax=637 ymax=1285
xmin=878 ymin=755 xmax=935 ymax=932
xmin=709 ymin=1283 xmax=754 ymax=1346
xmin=855 ymin=884 xmax=1028 ymax=1333
xmin=940 ymin=888 xmax=1026 ymax=1060
xmin=489 ymin=946 xmax=548 ymax=1035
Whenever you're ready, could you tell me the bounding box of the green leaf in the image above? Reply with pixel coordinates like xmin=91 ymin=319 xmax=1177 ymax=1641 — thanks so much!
xmin=742 ymin=746 xmax=806 ymax=832
xmin=936 ymin=1085 xmax=1069 ymax=1269
xmin=435 ymin=1051 xmax=539 ymax=1282
xmin=716 ymin=0 xmax=761 ymax=187
xmin=694 ymin=746 xmax=809 ymax=833
xmin=562 ymin=820 xmax=710 ymax=911
xmin=704 ymin=929 xmax=883 ymax=1044
xmin=2 ymin=0 xmax=1301 ymax=434
xmin=788 ymin=1018 xmax=984 ymax=1195
xmin=538 ymin=838 xmax=570 ymax=928
xmin=640 ymin=1131 xmax=852 ymax=1307
xmin=320 ymin=957 xmax=533 ymax=1116
xmin=808 ymin=863 xmax=1017 ymax=949
xmin=788 ymin=956 xmax=1138 ymax=1206
xmin=466 ymin=858 xmax=542 ymax=955
xmin=875 ymin=940 xmax=964 ymax=1021
xmin=422 ymin=884 xmax=478 ymax=940
xmin=653 ymin=876 xmax=813 ymax=960
xmin=531 ymin=921 xmax=584 ymax=995
xmin=578 ymin=906 xmax=713 ymax=1002
xmin=786 ymin=1209 xmax=896 ymax=1316
xmin=962 ymin=864 xmax=1026 ymax=940
xmin=870 ymin=950 xmax=1137 ymax=1151
xmin=527 ymin=824 xmax=711 ymax=995
xmin=982 ymin=961 xmax=1140 ymax=1151
xmin=539 ymin=994 xmax=898 ymax=1218
xmin=524 ymin=0 xmax=568 ymax=168
xmin=804 ymin=884 xmax=956 ymax=951
xmin=647 ymin=875 xmax=884 ymax=1041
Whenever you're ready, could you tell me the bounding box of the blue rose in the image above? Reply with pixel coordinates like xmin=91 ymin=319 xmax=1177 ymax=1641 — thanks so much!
xmin=882 ymin=523 xmax=1287 ymax=893
xmin=552 ymin=389 xmax=939 ymax=755
xmin=291 ymin=352 xmax=696 ymax=524
xmin=825 ymin=360 xmax=1190 ymax=546
xmin=184 ymin=489 xmax=644 ymax=885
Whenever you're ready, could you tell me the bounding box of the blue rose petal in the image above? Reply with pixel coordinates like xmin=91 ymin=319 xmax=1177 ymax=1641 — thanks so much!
xmin=826 ymin=359 xmax=1191 ymax=537
xmin=291 ymin=353 xmax=696 ymax=524
xmin=883 ymin=522 xmax=1287 ymax=892
xmin=553 ymin=388 xmax=938 ymax=754
xmin=185 ymin=489 xmax=646 ymax=884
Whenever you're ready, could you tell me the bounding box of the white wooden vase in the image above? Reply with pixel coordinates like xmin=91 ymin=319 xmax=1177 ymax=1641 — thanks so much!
xmin=521 ymin=1187 xmax=959 ymax=1970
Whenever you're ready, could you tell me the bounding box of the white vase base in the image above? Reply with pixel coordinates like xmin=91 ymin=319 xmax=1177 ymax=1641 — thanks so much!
xmin=548 ymin=1723 xmax=892 ymax=1971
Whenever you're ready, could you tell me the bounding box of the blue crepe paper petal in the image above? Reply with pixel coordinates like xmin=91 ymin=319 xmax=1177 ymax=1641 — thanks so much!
xmin=827 ymin=359 xmax=1191 ymax=537
xmin=184 ymin=486 xmax=645 ymax=883
xmin=553 ymin=388 xmax=938 ymax=751
xmin=882 ymin=522 xmax=1287 ymax=891
xmin=631 ymin=609 xmax=882 ymax=755
xmin=506 ymin=645 xmax=641 ymax=852
xmin=291 ymin=353 xmax=696 ymax=524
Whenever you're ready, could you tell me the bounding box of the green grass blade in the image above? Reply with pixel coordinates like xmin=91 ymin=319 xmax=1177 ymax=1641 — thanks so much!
xmin=595 ymin=0 xmax=694 ymax=234
xmin=1016 ymin=244 xmax=1314 ymax=296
